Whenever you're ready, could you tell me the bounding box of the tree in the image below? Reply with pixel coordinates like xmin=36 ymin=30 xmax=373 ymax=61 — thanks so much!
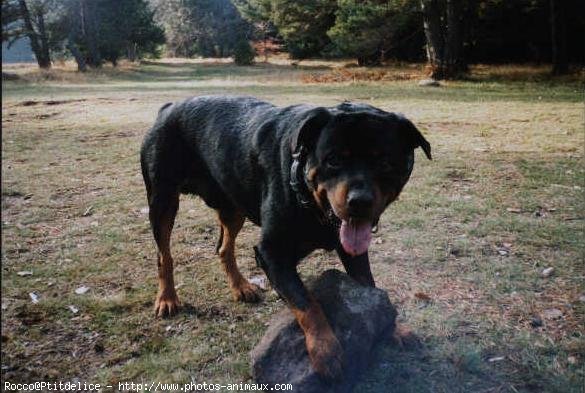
xmin=328 ymin=0 xmax=417 ymax=66
xmin=57 ymin=0 xmax=164 ymax=68
xmin=152 ymin=0 xmax=250 ymax=58
xmin=420 ymin=0 xmax=466 ymax=79
xmin=549 ymin=0 xmax=568 ymax=75
xmin=270 ymin=0 xmax=337 ymax=59
xmin=16 ymin=0 xmax=52 ymax=68
xmin=233 ymin=0 xmax=278 ymax=61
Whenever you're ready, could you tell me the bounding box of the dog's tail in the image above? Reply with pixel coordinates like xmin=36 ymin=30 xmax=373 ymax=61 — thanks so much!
xmin=140 ymin=102 xmax=175 ymax=204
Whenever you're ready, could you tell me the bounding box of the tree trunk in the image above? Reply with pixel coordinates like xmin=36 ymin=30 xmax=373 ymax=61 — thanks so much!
xmin=420 ymin=0 xmax=445 ymax=79
xmin=127 ymin=43 xmax=137 ymax=62
xmin=80 ymin=0 xmax=101 ymax=67
xmin=18 ymin=0 xmax=50 ymax=69
xmin=421 ymin=0 xmax=467 ymax=79
xmin=444 ymin=0 xmax=466 ymax=77
xmin=67 ymin=35 xmax=86 ymax=72
xmin=35 ymin=9 xmax=51 ymax=67
xmin=550 ymin=0 xmax=568 ymax=75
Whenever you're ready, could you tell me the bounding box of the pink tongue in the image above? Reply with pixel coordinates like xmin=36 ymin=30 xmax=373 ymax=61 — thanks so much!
xmin=340 ymin=220 xmax=372 ymax=256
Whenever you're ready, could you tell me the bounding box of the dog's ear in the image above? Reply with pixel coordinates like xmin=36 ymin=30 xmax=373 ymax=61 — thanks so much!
xmin=290 ymin=107 xmax=331 ymax=154
xmin=402 ymin=117 xmax=432 ymax=160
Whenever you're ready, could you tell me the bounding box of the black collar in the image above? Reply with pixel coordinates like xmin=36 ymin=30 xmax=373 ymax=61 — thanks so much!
xmin=290 ymin=146 xmax=316 ymax=209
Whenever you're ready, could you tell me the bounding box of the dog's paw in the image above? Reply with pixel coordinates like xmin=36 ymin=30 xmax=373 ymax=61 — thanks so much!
xmin=154 ymin=289 xmax=180 ymax=318
xmin=307 ymin=330 xmax=344 ymax=380
xmin=232 ymin=281 xmax=263 ymax=303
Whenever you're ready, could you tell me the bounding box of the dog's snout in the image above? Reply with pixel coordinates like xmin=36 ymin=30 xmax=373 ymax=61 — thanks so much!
xmin=347 ymin=189 xmax=374 ymax=216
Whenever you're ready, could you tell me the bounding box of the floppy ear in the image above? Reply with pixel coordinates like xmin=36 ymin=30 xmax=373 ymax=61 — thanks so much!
xmin=402 ymin=118 xmax=432 ymax=160
xmin=290 ymin=107 xmax=331 ymax=154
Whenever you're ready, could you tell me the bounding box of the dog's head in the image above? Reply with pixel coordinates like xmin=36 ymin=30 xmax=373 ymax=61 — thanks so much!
xmin=291 ymin=103 xmax=431 ymax=257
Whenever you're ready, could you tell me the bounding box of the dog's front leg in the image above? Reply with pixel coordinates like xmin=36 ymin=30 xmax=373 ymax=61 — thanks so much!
xmin=254 ymin=244 xmax=343 ymax=380
xmin=336 ymin=248 xmax=375 ymax=287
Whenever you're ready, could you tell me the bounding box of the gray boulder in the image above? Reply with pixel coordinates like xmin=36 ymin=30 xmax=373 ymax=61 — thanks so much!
xmin=251 ymin=269 xmax=397 ymax=393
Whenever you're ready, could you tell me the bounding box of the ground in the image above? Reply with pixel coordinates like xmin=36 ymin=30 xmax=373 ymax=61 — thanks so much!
xmin=1 ymin=58 xmax=584 ymax=392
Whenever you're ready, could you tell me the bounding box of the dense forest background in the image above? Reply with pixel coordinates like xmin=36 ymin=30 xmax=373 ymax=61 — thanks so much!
xmin=2 ymin=0 xmax=584 ymax=78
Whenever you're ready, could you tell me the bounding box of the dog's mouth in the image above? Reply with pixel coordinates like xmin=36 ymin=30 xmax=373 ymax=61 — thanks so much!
xmin=328 ymin=204 xmax=374 ymax=257
xmin=339 ymin=218 xmax=373 ymax=257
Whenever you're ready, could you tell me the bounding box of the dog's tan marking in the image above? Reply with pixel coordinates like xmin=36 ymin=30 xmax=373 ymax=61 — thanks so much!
xmin=291 ymin=296 xmax=343 ymax=379
xmin=217 ymin=211 xmax=261 ymax=302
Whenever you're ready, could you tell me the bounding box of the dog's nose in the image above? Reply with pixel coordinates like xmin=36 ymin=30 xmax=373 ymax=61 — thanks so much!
xmin=347 ymin=189 xmax=373 ymax=216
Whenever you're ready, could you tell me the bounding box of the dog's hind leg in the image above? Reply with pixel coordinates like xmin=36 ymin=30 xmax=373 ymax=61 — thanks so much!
xmin=217 ymin=210 xmax=262 ymax=302
xmin=149 ymin=186 xmax=181 ymax=317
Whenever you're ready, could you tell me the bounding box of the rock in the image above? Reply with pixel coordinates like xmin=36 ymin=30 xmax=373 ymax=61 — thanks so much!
xmin=418 ymin=79 xmax=441 ymax=87
xmin=541 ymin=267 xmax=554 ymax=277
xmin=250 ymin=270 xmax=397 ymax=393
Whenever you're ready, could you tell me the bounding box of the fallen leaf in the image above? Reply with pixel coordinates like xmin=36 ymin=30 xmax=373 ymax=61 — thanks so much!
xmin=506 ymin=207 xmax=522 ymax=213
xmin=17 ymin=271 xmax=33 ymax=276
xmin=414 ymin=292 xmax=431 ymax=301
xmin=29 ymin=292 xmax=40 ymax=304
xmin=530 ymin=316 xmax=543 ymax=328
xmin=75 ymin=286 xmax=90 ymax=295
xmin=82 ymin=206 xmax=94 ymax=217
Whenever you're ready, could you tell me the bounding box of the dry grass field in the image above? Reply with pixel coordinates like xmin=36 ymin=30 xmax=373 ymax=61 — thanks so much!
xmin=2 ymin=58 xmax=584 ymax=392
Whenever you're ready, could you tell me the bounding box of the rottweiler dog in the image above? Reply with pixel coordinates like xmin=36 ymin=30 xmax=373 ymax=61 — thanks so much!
xmin=140 ymin=95 xmax=431 ymax=378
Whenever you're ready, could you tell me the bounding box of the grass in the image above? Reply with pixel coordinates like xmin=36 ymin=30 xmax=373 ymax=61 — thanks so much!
xmin=2 ymin=58 xmax=584 ymax=392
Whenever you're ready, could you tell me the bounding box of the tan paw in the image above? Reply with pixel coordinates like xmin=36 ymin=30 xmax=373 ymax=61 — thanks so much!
xmin=231 ymin=281 xmax=262 ymax=303
xmin=154 ymin=290 xmax=180 ymax=318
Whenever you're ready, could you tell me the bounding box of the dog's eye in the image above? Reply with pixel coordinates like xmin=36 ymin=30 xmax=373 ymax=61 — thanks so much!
xmin=324 ymin=155 xmax=342 ymax=170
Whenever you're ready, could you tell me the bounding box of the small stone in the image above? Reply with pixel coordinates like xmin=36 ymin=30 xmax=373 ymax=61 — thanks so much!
xmin=488 ymin=356 xmax=505 ymax=362
xmin=578 ymin=295 xmax=585 ymax=303
xmin=567 ymin=356 xmax=577 ymax=365
xmin=541 ymin=267 xmax=554 ymax=277
xmin=543 ymin=308 xmax=563 ymax=320
xmin=498 ymin=249 xmax=509 ymax=256
xmin=68 ymin=305 xmax=79 ymax=314
xmin=140 ymin=207 xmax=149 ymax=214
xmin=17 ymin=271 xmax=33 ymax=276
xmin=75 ymin=286 xmax=90 ymax=295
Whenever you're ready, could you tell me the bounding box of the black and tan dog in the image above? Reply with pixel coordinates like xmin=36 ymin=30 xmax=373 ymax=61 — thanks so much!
xmin=140 ymin=95 xmax=431 ymax=378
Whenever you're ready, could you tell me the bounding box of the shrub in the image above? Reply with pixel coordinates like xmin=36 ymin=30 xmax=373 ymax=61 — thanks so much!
xmin=234 ymin=40 xmax=256 ymax=66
